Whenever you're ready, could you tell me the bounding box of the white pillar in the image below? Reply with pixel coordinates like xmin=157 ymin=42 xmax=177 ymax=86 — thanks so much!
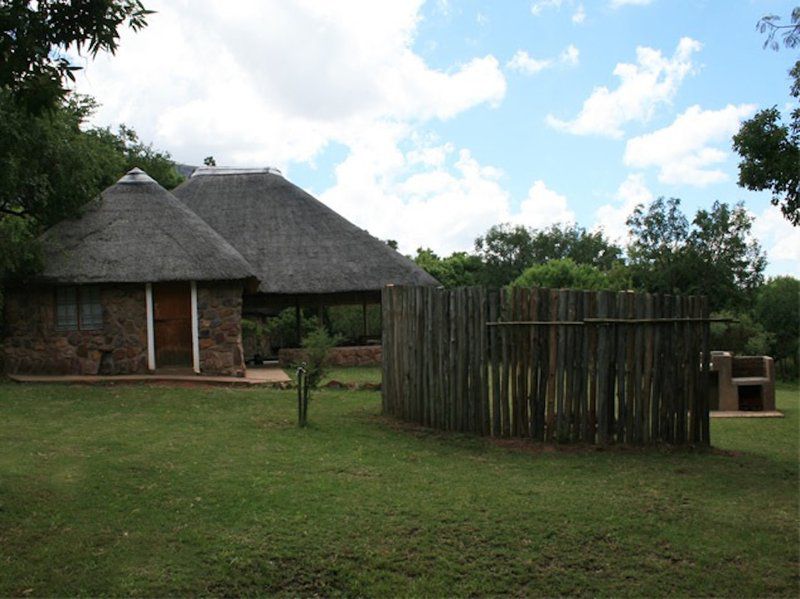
xmin=145 ymin=283 xmax=155 ymax=371
xmin=191 ymin=281 xmax=200 ymax=374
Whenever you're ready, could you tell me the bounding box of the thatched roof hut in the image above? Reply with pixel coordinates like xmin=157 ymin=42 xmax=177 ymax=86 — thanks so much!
xmin=39 ymin=168 xmax=256 ymax=284
xmin=172 ymin=167 xmax=438 ymax=298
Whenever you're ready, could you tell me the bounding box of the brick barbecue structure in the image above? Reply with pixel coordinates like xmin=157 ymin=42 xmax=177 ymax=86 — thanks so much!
xmin=3 ymin=167 xmax=436 ymax=377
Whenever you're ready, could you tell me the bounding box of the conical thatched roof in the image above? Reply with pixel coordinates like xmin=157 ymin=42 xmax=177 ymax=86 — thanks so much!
xmin=39 ymin=168 xmax=256 ymax=284
xmin=173 ymin=167 xmax=439 ymax=294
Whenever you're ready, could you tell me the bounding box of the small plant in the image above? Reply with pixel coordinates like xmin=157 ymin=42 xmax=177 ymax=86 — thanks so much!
xmin=300 ymin=326 xmax=342 ymax=390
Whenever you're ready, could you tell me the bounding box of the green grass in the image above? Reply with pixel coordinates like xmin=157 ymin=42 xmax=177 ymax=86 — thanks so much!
xmin=0 ymin=381 xmax=797 ymax=597
xmin=322 ymin=366 xmax=381 ymax=385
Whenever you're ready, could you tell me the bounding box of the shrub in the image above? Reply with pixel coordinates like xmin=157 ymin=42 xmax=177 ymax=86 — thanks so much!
xmin=327 ymin=304 xmax=381 ymax=345
xmin=710 ymin=310 xmax=774 ymax=356
xmin=513 ymin=258 xmax=616 ymax=290
xmin=265 ymin=308 xmax=320 ymax=349
xmin=300 ymin=326 xmax=342 ymax=390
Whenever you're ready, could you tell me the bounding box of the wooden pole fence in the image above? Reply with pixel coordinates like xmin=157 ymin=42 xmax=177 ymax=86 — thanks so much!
xmin=381 ymin=285 xmax=711 ymax=446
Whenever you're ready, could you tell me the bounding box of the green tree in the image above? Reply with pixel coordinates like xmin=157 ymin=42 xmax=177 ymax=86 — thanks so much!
xmin=756 ymin=7 xmax=800 ymax=50
xmin=474 ymin=223 xmax=622 ymax=287
xmin=474 ymin=224 xmax=535 ymax=287
xmin=626 ymin=198 xmax=765 ymax=311
xmin=95 ymin=124 xmax=184 ymax=190
xmin=755 ymin=276 xmax=800 ymax=378
xmin=513 ymin=258 xmax=618 ymax=290
xmin=1 ymin=0 xmax=151 ymax=112
xmin=733 ymin=8 xmax=800 ymax=225
xmin=413 ymin=248 xmax=485 ymax=288
xmin=0 ymin=91 xmax=181 ymax=284
xmin=710 ymin=311 xmax=773 ymax=357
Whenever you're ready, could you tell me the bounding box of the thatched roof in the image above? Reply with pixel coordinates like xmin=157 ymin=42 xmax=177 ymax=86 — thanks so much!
xmin=39 ymin=168 xmax=256 ymax=284
xmin=173 ymin=167 xmax=439 ymax=294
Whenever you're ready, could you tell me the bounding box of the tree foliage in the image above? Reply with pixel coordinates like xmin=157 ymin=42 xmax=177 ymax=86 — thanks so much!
xmin=733 ymin=8 xmax=800 ymax=226
xmin=474 ymin=223 xmax=622 ymax=287
xmin=755 ymin=276 xmax=800 ymax=377
xmin=0 ymin=91 xmax=181 ymax=283
xmin=413 ymin=248 xmax=484 ymax=288
xmin=732 ymin=102 xmax=800 ymax=225
xmin=756 ymin=7 xmax=800 ymax=50
xmin=512 ymin=258 xmax=625 ymax=291
xmin=0 ymin=0 xmax=151 ymax=112
xmin=626 ymin=198 xmax=765 ymax=311
xmin=710 ymin=311 xmax=773 ymax=357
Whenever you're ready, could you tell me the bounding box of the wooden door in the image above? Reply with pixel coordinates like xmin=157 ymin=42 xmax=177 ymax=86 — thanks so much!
xmin=153 ymin=282 xmax=192 ymax=368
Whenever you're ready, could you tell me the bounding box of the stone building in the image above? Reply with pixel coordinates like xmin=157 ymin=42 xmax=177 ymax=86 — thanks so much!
xmin=3 ymin=166 xmax=437 ymax=377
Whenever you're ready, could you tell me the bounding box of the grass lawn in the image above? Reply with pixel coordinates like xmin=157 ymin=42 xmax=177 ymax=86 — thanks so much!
xmin=0 ymin=380 xmax=797 ymax=597
xmin=322 ymin=366 xmax=381 ymax=385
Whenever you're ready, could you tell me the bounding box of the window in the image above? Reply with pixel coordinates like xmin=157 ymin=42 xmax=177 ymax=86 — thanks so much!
xmin=55 ymin=287 xmax=78 ymax=331
xmin=55 ymin=286 xmax=103 ymax=331
xmin=80 ymin=286 xmax=103 ymax=330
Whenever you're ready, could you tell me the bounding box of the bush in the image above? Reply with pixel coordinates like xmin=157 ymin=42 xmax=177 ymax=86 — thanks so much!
xmin=300 ymin=326 xmax=342 ymax=390
xmin=327 ymin=304 xmax=381 ymax=345
xmin=710 ymin=310 xmax=774 ymax=356
xmin=265 ymin=308 xmax=320 ymax=350
xmin=755 ymin=277 xmax=800 ymax=380
xmin=513 ymin=258 xmax=618 ymax=290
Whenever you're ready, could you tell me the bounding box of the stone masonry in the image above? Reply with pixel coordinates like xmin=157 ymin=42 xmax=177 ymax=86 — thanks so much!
xmin=197 ymin=282 xmax=246 ymax=376
xmin=3 ymin=281 xmax=246 ymax=376
xmin=2 ymin=284 xmax=148 ymax=375
xmin=278 ymin=344 xmax=382 ymax=368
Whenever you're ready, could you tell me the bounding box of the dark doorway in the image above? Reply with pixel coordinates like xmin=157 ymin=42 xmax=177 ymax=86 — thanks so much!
xmin=154 ymin=282 xmax=192 ymax=368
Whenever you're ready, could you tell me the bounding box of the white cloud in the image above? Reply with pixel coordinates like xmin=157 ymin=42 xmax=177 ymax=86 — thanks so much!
xmin=531 ymin=0 xmax=563 ymax=16
xmin=513 ymin=181 xmax=575 ymax=228
xmin=73 ymin=0 xmax=506 ymax=167
xmin=507 ymin=50 xmax=552 ymax=75
xmin=572 ymin=4 xmax=586 ymax=23
xmin=546 ymin=37 xmax=701 ymax=138
xmin=752 ymin=206 xmax=800 ymax=276
xmin=507 ymin=44 xmax=580 ymax=75
xmin=610 ymin=0 xmax=653 ymax=8
xmin=624 ymin=103 xmax=757 ymax=186
xmin=593 ymin=173 xmax=653 ymax=243
xmin=320 ymin=136 xmax=513 ymax=255
xmin=560 ymin=44 xmax=580 ymax=66
xmin=320 ymin=131 xmax=577 ymax=256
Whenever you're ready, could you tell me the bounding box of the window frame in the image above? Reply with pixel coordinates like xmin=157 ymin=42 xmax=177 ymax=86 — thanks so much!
xmin=54 ymin=285 xmax=104 ymax=332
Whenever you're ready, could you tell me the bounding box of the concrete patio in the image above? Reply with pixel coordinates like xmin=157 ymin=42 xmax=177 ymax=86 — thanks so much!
xmin=8 ymin=365 xmax=291 ymax=386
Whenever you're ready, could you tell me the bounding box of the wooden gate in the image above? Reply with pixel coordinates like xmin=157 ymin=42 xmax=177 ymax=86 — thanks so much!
xmin=381 ymin=286 xmax=711 ymax=446
xmin=153 ymin=282 xmax=193 ymax=368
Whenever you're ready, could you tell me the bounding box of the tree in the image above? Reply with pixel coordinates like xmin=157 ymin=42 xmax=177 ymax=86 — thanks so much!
xmin=756 ymin=7 xmax=800 ymax=50
xmin=513 ymin=258 xmax=622 ymax=291
xmin=755 ymin=276 xmax=799 ymax=378
xmin=413 ymin=248 xmax=485 ymax=288
xmin=474 ymin=224 xmax=535 ymax=287
xmin=0 ymin=92 xmax=181 ymax=229
xmin=1 ymin=0 xmax=151 ymax=112
xmin=0 ymin=91 xmax=181 ymax=284
xmin=203 ymin=156 xmax=216 ymax=167
xmin=474 ymin=223 xmax=622 ymax=287
xmin=689 ymin=201 xmax=767 ymax=300
xmin=733 ymin=8 xmax=800 ymax=225
xmin=626 ymin=198 xmax=766 ymax=311
xmin=530 ymin=224 xmax=622 ymax=271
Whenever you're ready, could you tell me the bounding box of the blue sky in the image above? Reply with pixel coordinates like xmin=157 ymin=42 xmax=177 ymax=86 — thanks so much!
xmin=74 ymin=0 xmax=799 ymax=275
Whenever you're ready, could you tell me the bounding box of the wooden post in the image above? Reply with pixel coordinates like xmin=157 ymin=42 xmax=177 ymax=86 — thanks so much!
xmin=295 ymin=299 xmax=302 ymax=344
xmin=363 ymin=297 xmax=369 ymax=340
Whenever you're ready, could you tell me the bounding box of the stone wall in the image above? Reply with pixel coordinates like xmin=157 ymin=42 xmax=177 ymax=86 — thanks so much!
xmin=278 ymin=344 xmax=382 ymax=367
xmin=197 ymin=282 xmax=245 ymax=376
xmin=2 ymin=284 xmax=148 ymax=375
